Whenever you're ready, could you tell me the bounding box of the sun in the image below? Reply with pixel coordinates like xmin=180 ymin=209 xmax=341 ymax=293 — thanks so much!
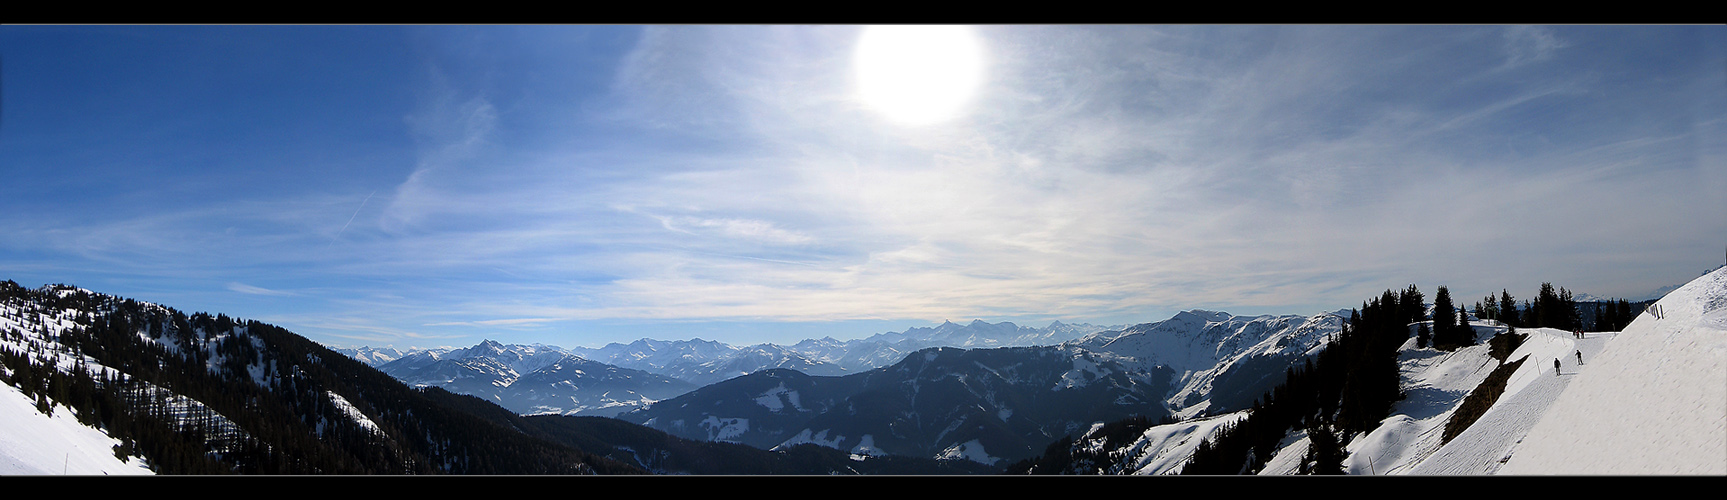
xmin=853 ymin=25 xmax=986 ymax=127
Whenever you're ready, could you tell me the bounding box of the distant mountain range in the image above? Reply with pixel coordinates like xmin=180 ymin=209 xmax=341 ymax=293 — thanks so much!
xmin=339 ymin=312 xmax=1346 ymax=466
xmin=339 ymin=319 xmax=1123 ymax=416
xmin=371 ymin=340 xmax=696 ymax=417
xmin=613 ymin=311 xmax=1344 ymax=465
xmin=0 ymin=281 xmax=1002 ymax=475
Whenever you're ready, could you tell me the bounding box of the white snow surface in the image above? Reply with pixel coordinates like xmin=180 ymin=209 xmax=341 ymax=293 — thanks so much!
xmin=325 ymin=390 xmax=382 ymax=437
xmin=1080 ymin=266 xmax=1726 ymax=475
xmin=776 ymin=428 xmax=848 ymax=450
xmin=937 ymin=439 xmax=1000 ymax=465
xmin=0 ymin=382 xmax=152 ymax=475
xmin=1500 ymin=266 xmax=1727 ymax=475
xmin=699 ymin=416 xmax=750 ymax=442
xmin=1074 ymin=311 xmax=1341 ymax=418
xmin=1127 ymin=412 xmax=1250 ymax=475
xmin=754 ymin=382 xmax=803 ymax=413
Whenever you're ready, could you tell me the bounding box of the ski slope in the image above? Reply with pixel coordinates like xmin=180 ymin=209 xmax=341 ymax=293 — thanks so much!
xmin=1352 ymin=266 xmax=1725 ymax=475
xmin=1500 ymin=267 xmax=1727 ymax=474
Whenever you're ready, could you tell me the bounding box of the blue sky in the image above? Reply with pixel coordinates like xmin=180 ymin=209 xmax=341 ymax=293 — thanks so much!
xmin=1 ymin=25 xmax=1722 ymax=350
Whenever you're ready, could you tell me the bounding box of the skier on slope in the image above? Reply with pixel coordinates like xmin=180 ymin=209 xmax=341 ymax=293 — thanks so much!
xmin=1554 ymin=358 xmax=1561 ymax=376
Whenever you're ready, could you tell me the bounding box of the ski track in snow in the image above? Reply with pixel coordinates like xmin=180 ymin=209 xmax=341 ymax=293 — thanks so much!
xmin=1407 ymin=330 xmax=1606 ymax=474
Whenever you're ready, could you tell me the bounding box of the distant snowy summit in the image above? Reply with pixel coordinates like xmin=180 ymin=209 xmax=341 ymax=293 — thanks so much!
xmin=1068 ymin=310 xmax=1344 ymax=419
xmin=368 ymin=340 xmax=694 ymax=417
xmin=344 ymin=319 xmax=1122 ymax=389
xmin=339 ymin=319 xmax=1122 ymax=417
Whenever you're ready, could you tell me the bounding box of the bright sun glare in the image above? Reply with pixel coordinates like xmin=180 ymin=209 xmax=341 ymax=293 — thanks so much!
xmin=854 ymin=25 xmax=985 ymax=127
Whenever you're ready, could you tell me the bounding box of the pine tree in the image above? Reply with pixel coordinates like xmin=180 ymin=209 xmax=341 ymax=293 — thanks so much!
xmin=1499 ymin=290 xmax=1518 ymax=327
xmin=1535 ymin=283 xmax=1559 ymax=328
xmin=1401 ymin=285 xmax=1425 ymax=326
xmin=1457 ymin=310 xmax=1474 ymax=346
xmin=1300 ymin=423 xmax=1346 ymax=475
xmin=1559 ymin=287 xmax=1580 ymax=332
xmin=1433 ymin=286 xmax=1458 ymax=350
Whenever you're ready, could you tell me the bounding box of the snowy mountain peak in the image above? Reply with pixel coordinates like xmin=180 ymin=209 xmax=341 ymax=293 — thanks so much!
xmin=1175 ymin=309 xmax=1233 ymax=323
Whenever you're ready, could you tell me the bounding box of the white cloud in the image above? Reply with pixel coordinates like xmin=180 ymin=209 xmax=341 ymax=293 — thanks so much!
xmin=227 ymin=282 xmax=294 ymax=296
xmin=1501 ymin=25 xmax=1567 ymax=69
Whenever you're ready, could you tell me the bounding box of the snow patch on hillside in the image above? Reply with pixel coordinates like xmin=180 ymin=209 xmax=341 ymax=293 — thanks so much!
xmin=1124 ymin=411 xmax=1250 ymax=475
xmin=851 ymin=434 xmax=884 ymax=457
xmin=777 ymin=428 xmax=846 ymax=450
xmin=1054 ymin=354 xmax=1110 ymax=390
xmin=937 ymin=439 xmax=999 ymax=465
xmin=700 ymin=416 xmax=750 ymax=442
xmin=326 ymin=390 xmax=381 ymax=436
xmin=755 ymin=383 xmax=803 ymax=413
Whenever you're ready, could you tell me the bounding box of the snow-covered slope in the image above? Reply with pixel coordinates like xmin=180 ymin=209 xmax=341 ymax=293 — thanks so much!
xmin=1021 ymin=267 xmax=1726 ymax=475
xmin=1500 ymin=266 xmax=1726 ymax=474
xmin=1330 ymin=323 xmax=1583 ymax=475
xmin=0 ymin=382 xmax=152 ymax=475
xmin=1 ymin=282 xmax=634 ymax=475
xmin=1072 ymin=310 xmax=1343 ymax=418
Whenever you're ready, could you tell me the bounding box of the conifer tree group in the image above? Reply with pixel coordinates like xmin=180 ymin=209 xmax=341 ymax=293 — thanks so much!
xmin=1591 ymin=299 xmax=1639 ymax=332
xmin=1180 ymin=286 xmax=1415 ymax=474
xmin=1430 ymin=286 xmax=1475 ymax=351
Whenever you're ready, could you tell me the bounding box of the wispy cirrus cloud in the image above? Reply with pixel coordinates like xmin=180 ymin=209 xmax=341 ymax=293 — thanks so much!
xmin=227 ymin=282 xmax=295 ymax=296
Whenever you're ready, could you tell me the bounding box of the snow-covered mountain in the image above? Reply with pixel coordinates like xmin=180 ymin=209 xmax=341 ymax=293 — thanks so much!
xmin=10 ymin=266 xmax=1718 ymax=475
xmin=334 ymin=346 xmax=412 ymax=367
xmin=784 ymin=319 xmax=1122 ymax=373
xmin=1070 ymin=310 xmax=1344 ymax=419
xmin=620 ymin=343 xmax=1173 ymax=466
xmin=569 ymin=338 xmax=851 ymax=387
xmin=613 ymin=311 xmax=1355 ymax=466
xmin=377 ymin=340 xmax=696 ymax=417
xmin=344 ymin=319 xmax=1122 ymax=411
xmin=0 ymin=282 xmax=639 ymax=474
xmin=1010 ymin=267 xmax=1726 ymax=475
xmin=566 ymin=319 xmax=1121 ymax=385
